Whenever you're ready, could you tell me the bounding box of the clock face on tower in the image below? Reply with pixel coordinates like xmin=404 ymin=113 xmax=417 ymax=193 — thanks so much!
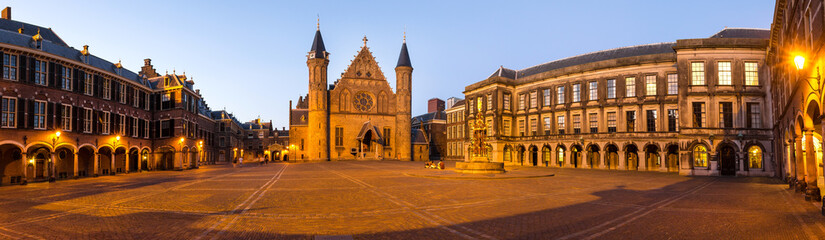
xmin=353 ymin=92 xmax=374 ymax=112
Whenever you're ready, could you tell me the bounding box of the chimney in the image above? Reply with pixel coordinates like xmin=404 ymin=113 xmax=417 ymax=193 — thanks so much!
xmin=2 ymin=7 xmax=10 ymax=20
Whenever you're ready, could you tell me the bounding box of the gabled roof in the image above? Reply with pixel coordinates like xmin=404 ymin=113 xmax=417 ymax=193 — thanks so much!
xmin=488 ymin=66 xmax=518 ymax=79
xmin=710 ymin=28 xmax=770 ymax=39
xmin=446 ymin=99 xmax=465 ymax=110
xmin=0 ymin=18 xmax=67 ymax=46
xmin=412 ymin=111 xmax=446 ymax=123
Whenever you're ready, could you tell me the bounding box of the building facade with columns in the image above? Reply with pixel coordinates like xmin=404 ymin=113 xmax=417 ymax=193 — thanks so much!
xmin=462 ymin=28 xmax=774 ymax=177
xmin=0 ymin=8 xmax=221 ymax=185
xmin=288 ymin=27 xmax=413 ymax=162
xmin=767 ymin=0 xmax=825 ymax=202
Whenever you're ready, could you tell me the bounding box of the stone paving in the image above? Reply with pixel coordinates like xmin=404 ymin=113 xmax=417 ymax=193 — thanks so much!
xmin=0 ymin=161 xmax=823 ymax=239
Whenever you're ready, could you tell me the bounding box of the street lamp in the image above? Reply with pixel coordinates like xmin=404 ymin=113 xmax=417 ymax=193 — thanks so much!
xmin=198 ymin=140 xmax=203 ymax=166
xmin=794 ymin=55 xmax=823 ymax=95
xmin=52 ymin=131 xmax=61 ymax=146
xmin=114 ymin=135 xmax=121 ymax=147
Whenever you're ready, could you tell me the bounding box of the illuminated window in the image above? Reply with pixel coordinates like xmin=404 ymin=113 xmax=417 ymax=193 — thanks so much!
xmin=645 ymin=75 xmax=656 ymax=96
xmin=557 ymin=86 xmax=565 ymax=104
xmin=589 ymin=81 xmax=598 ymax=100
xmin=625 ymin=77 xmax=635 ymax=97
xmin=607 ymin=79 xmax=616 ymax=98
xmin=607 ymin=112 xmax=616 ymax=133
xmin=486 ymin=94 xmax=492 ymax=110
xmin=693 ymin=145 xmax=708 ymax=167
xmin=572 ymin=84 xmax=581 ymax=102
xmin=692 ymin=102 xmax=706 ymax=128
xmin=667 ymin=74 xmax=678 ymax=95
xmin=691 ymin=62 xmax=705 ymax=85
xmin=34 ymin=60 xmax=46 ymax=86
xmin=745 ymin=62 xmax=759 ymax=86
xmin=748 ymin=146 xmax=762 ymax=169
xmin=2 ymin=53 xmax=17 ymax=80
xmin=557 ymin=148 xmax=565 ymax=165
xmin=543 ymin=89 xmax=551 ymax=106
xmin=717 ymin=61 xmax=731 ymax=85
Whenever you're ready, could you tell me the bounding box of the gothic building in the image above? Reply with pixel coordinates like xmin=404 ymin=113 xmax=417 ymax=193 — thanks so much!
xmin=288 ymin=26 xmax=413 ymax=161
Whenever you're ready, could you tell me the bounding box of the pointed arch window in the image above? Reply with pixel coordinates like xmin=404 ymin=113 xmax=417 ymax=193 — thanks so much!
xmin=693 ymin=145 xmax=708 ymax=168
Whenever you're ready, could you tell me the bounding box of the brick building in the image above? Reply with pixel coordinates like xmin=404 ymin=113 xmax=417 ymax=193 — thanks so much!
xmin=412 ymin=98 xmax=446 ymax=160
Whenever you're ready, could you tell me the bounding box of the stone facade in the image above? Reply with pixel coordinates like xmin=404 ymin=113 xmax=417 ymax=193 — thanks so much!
xmin=461 ymin=28 xmax=774 ymax=177
xmin=446 ymin=99 xmax=466 ymax=161
xmin=767 ymin=0 xmax=825 ymax=201
xmin=288 ymin=29 xmax=413 ymax=161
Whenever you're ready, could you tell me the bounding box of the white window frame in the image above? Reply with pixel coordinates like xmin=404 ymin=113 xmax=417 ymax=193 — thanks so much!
xmin=557 ymin=86 xmax=565 ymax=104
xmin=2 ymin=53 xmax=17 ymax=81
xmin=102 ymin=111 xmax=110 ymax=134
xmin=144 ymin=120 xmax=149 ymax=139
xmin=62 ymin=66 xmax=72 ymax=91
xmin=1 ymin=96 xmax=16 ymax=128
xmin=33 ymin=100 xmax=46 ymax=129
xmin=645 ymin=75 xmax=656 ymax=96
xmin=34 ymin=60 xmax=47 ymax=86
xmin=62 ymin=104 xmax=72 ymax=132
xmin=691 ymin=62 xmax=705 ymax=85
xmin=607 ymin=79 xmax=616 ymax=99
xmin=717 ymin=61 xmax=732 ymax=85
xmin=133 ymin=88 xmax=140 ymax=107
xmin=84 ymin=73 xmax=93 ymax=96
xmin=667 ymin=74 xmax=678 ymax=95
xmin=745 ymin=62 xmax=759 ymax=86
xmin=119 ymin=114 xmax=125 ymax=135
xmin=83 ymin=108 xmax=92 ymax=133
xmin=119 ymin=84 xmax=127 ymax=104
xmin=589 ymin=81 xmax=598 ymax=101
xmin=572 ymin=84 xmax=581 ymax=102
xmin=103 ymin=79 xmax=111 ymax=100
xmin=625 ymin=77 xmax=636 ymax=97
xmin=132 ymin=116 xmax=138 ymax=137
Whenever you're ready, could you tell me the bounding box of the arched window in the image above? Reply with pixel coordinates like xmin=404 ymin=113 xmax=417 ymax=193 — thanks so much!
xmin=748 ymin=146 xmax=762 ymax=169
xmin=542 ymin=147 xmax=551 ymax=163
xmin=693 ymin=145 xmax=708 ymax=167
xmin=504 ymin=147 xmax=512 ymax=162
xmin=557 ymin=148 xmax=565 ymax=164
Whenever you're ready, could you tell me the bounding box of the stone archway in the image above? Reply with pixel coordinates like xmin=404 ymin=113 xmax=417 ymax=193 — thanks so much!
xmin=97 ymin=147 xmax=113 ymax=176
xmin=541 ymin=145 xmax=551 ymax=167
xmin=625 ymin=144 xmax=639 ymax=171
xmin=528 ymin=145 xmax=538 ymax=166
xmin=0 ymin=143 xmax=24 ymax=185
xmin=54 ymin=147 xmax=74 ymax=179
xmin=645 ymin=144 xmax=660 ymax=171
xmin=77 ymin=146 xmax=95 ymax=177
xmin=666 ymin=144 xmax=679 ymax=172
xmin=571 ymin=145 xmax=583 ymax=168
xmin=719 ymin=144 xmax=737 ymax=176
xmin=129 ymin=149 xmax=139 ymax=173
xmin=587 ymin=144 xmax=600 ymax=169
xmin=605 ymin=144 xmax=619 ymax=170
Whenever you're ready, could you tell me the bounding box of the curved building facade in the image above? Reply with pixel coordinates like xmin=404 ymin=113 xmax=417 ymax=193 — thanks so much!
xmin=462 ymin=28 xmax=774 ymax=177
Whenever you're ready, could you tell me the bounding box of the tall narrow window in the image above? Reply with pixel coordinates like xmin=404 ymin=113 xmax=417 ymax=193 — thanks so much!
xmin=557 ymin=116 xmax=565 ymax=135
xmin=646 ymin=110 xmax=657 ymax=132
xmin=691 ymin=62 xmax=705 ymax=85
xmin=119 ymin=114 xmax=125 ymax=135
xmin=625 ymin=77 xmax=635 ymax=97
xmin=103 ymin=79 xmax=111 ymax=100
xmin=160 ymin=120 xmax=170 ymax=137
xmin=62 ymin=66 xmax=72 ymax=91
xmin=645 ymin=75 xmax=656 ymax=96
xmin=589 ymin=81 xmax=598 ymax=101
xmin=717 ymin=61 xmax=732 ymax=85
xmin=719 ymin=102 xmax=733 ymax=129
xmin=543 ymin=89 xmax=551 ymax=106
xmin=120 ymin=84 xmax=127 ymax=103
xmin=607 ymin=79 xmax=616 ymax=99
xmin=519 ymin=94 xmax=526 ymax=110
xmin=748 ymin=146 xmax=762 ymax=169
xmin=572 ymin=114 xmax=581 ymax=134
xmin=693 ymin=145 xmax=708 ymax=167
xmin=83 ymin=108 xmax=92 ymax=133
xmin=557 ymin=86 xmax=565 ymax=104
xmin=503 ymin=93 xmax=511 ymax=110
xmin=1 ymin=97 xmax=16 ymax=128
xmin=102 ymin=112 xmax=110 ymax=134
xmin=626 ymin=111 xmax=636 ymax=132
xmin=692 ymin=102 xmax=706 ymax=128
xmin=62 ymin=105 xmax=71 ymax=131
xmin=132 ymin=117 xmax=138 ymax=137
xmin=486 ymin=94 xmax=492 ymax=110
xmin=667 ymin=109 xmax=678 ymax=132
xmin=747 ymin=103 xmax=761 ymax=128
xmin=133 ymin=88 xmax=140 ymax=107
xmin=502 ymin=119 xmax=511 ymax=136
xmin=34 ymin=60 xmax=47 ymax=85
xmin=84 ymin=73 xmax=93 ymax=96
xmin=543 ymin=117 xmax=551 ymax=135
xmin=144 ymin=120 xmax=149 ymax=138
xmin=667 ymin=74 xmax=678 ymax=95
xmin=518 ymin=119 xmax=525 ymax=136
xmin=745 ymin=62 xmax=759 ymax=86
xmin=34 ymin=101 xmax=46 ymax=129
xmin=607 ymin=112 xmax=616 ymax=133
xmin=589 ymin=113 xmax=598 ymax=133
xmin=335 ymin=127 xmax=344 ymax=146
xmin=572 ymin=84 xmax=581 ymax=102
xmin=529 ymin=118 xmax=536 ymax=136
xmin=529 ymin=91 xmax=537 ymax=108
xmin=2 ymin=53 xmax=17 ymax=80
xmin=488 ymin=119 xmax=494 ymax=136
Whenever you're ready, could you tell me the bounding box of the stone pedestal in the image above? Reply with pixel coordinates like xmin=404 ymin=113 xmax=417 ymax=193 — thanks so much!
xmin=455 ymin=157 xmax=505 ymax=174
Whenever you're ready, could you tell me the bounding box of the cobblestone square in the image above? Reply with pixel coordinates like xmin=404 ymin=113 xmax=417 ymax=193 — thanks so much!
xmin=0 ymin=161 xmax=823 ymax=239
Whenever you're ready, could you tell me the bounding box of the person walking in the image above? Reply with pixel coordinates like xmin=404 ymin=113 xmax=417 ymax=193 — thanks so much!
xmin=238 ymin=156 xmax=243 ymax=168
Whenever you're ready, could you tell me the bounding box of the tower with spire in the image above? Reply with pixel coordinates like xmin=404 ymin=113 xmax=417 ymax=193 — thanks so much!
xmin=289 ymin=22 xmax=413 ymax=162
xmin=395 ymin=33 xmax=413 ymax=161
xmin=306 ymin=21 xmax=330 ymax=161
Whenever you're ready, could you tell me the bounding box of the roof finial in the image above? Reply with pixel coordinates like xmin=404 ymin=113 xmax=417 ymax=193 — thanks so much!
xmin=403 ymin=25 xmax=407 ymax=43
xmin=317 ymin=14 xmax=320 ymax=30
xmin=363 ymin=35 xmax=368 ymax=47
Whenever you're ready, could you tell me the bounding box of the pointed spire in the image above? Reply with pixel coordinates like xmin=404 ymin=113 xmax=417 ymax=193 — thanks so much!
xmin=309 ymin=24 xmax=326 ymax=58
xmin=396 ymin=33 xmax=411 ymax=67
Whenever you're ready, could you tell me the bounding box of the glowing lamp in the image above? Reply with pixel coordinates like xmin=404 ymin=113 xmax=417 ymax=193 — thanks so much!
xmin=179 ymin=137 xmax=185 ymax=143
xmin=795 ymin=55 xmax=806 ymax=70
xmin=116 ymin=135 xmax=121 ymax=141
xmin=55 ymin=131 xmax=61 ymax=137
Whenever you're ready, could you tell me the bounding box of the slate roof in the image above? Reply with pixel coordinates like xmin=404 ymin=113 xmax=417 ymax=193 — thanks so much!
xmin=710 ymin=28 xmax=770 ymax=39
xmin=512 ymin=42 xmax=677 ymax=79
xmin=488 ymin=66 xmax=518 ymax=79
xmin=0 ymin=18 xmax=144 ymax=85
xmin=396 ymin=42 xmax=411 ymax=67
xmin=310 ymin=30 xmax=326 ymax=58
xmin=447 ymin=99 xmax=465 ymax=110
xmin=210 ymin=110 xmax=242 ymax=126
xmin=412 ymin=111 xmax=446 ymax=123
xmin=412 ymin=129 xmax=428 ymax=144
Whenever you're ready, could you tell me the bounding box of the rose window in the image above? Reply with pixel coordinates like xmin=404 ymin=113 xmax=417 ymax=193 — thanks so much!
xmin=353 ymin=92 xmax=374 ymax=112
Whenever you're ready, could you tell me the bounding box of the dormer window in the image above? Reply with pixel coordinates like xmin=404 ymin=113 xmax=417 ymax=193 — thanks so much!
xmin=164 ymin=77 xmax=170 ymax=87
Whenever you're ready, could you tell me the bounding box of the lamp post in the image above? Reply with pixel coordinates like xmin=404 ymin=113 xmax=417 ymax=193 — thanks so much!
xmin=179 ymin=137 xmax=185 ymax=169
xmin=49 ymin=131 xmax=61 ymax=182
xmin=197 ymin=140 xmax=203 ymax=168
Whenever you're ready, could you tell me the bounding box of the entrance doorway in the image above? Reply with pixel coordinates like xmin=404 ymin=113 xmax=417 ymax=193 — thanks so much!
xmin=720 ymin=146 xmax=736 ymax=176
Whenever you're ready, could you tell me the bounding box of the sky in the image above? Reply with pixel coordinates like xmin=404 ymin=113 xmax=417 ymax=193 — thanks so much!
xmin=6 ymin=0 xmax=776 ymax=128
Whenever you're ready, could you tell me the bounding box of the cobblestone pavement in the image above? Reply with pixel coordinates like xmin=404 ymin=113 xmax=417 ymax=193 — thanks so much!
xmin=0 ymin=161 xmax=824 ymax=239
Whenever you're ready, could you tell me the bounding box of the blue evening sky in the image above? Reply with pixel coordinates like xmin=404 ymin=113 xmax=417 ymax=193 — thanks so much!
xmin=6 ymin=0 xmax=775 ymax=128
